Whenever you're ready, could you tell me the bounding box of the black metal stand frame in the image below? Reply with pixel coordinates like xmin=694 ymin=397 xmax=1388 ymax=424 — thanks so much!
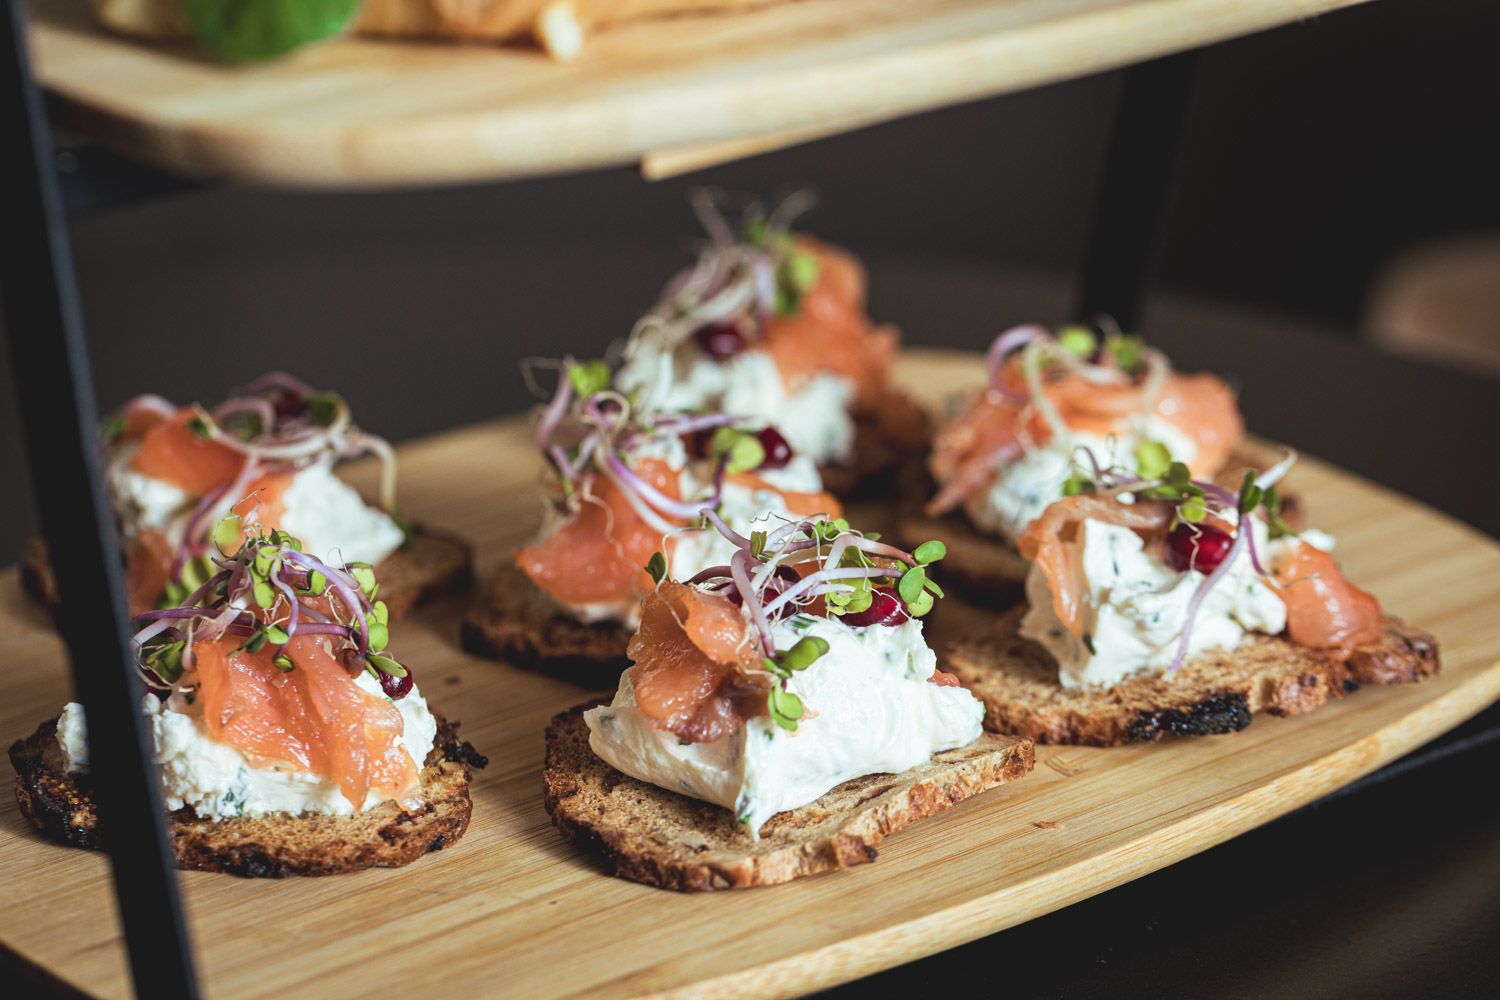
xmin=1 ymin=8 xmax=1482 ymax=997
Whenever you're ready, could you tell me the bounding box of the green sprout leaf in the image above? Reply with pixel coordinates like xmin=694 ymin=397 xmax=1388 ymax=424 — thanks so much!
xmin=1057 ymin=325 xmax=1097 ymax=359
xmin=252 ymin=579 xmax=276 ymax=610
xmin=367 ymin=622 xmax=389 ymax=654
xmin=273 ymin=654 xmax=295 ymax=672
xmin=567 ymin=359 xmax=612 ymax=399
xmin=780 ymin=636 xmax=829 ymax=672
xmin=906 ymin=590 xmax=936 ymax=618
xmin=264 ymin=625 xmax=290 ymax=645
xmin=211 ymin=515 xmax=243 ymax=554
xmin=1104 ymin=333 xmax=1145 ymax=374
xmin=368 ymin=654 xmax=407 ymax=679
xmin=767 ymin=686 xmax=805 ymax=731
xmin=1179 ymin=493 xmax=1207 ymax=524
xmin=305 ymin=390 xmax=343 ymax=426
xmin=710 ymin=426 xmax=766 ymax=474
xmin=644 ymin=551 xmax=667 ymax=584
xmin=307 ymin=570 xmax=327 ymax=596
xmin=913 ymin=540 xmax=947 ymax=565
xmin=1061 ymin=472 xmax=1095 ymax=497
xmin=1135 ymin=440 xmax=1172 ymax=480
xmin=183 ymin=0 xmax=361 ymax=62
xmin=349 ymin=564 xmax=377 ymax=596
xmin=897 ymin=567 xmax=927 ymax=605
xmin=749 ymin=530 xmax=768 ymax=561
xmin=186 ymin=415 xmax=213 ymax=440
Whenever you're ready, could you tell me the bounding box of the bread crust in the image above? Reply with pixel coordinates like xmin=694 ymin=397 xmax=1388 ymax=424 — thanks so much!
xmin=9 ymin=715 xmax=487 ymax=877
xmin=819 ymin=389 xmax=930 ymax=498
xmin=948 ymin=606 xmax=1441 ymax=746
xmin=460 ymin=562 xmax=631 ymax=684
xmin=21 ymin=525 xmax=473 ymax=622
xmin=543 ymin=703 xmax=1034 ymax=890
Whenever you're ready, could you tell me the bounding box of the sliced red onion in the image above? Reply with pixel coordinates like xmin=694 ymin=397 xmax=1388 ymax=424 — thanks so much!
xmin=985 ymin=324 xmax=1051 ymax=396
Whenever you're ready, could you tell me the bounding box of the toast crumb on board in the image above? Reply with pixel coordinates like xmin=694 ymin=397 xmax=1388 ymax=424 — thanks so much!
xmin=948 ymin=606 xmax=1440 ymax=746
xmin=543 ymin=703 xmax=1034 ymax=891
xmin=9 ymin=716 xmax=487 ymax=878
xmin=22 ymin=526 xmax=473 ymax=621
xmin=461 ymin=563 xmax=631 ymax=683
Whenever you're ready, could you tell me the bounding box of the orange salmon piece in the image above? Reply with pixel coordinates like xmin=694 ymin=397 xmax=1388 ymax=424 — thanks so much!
xmin=126 ymin=529 xmax=176 ymax=615
xmin=760 ymin=240 xmax=897 ymax=408
xmin=516 ymin=458 xmax=682 ymax=608
xmin=193 ymin=634 xmax=420 ymax=812
xmin=1273 ymin=542 xmax=1383 ymax=652
xmin=1154 ymin=372 xmax=1244 ymax=477
xmin=628 ymin=581 xmax=767 ymax=743
xmin=130 ymin=409 xmax=245 ymax=496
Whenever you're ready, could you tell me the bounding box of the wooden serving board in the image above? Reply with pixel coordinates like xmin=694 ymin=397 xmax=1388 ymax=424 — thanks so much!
xmin=2 ymin=349 xmax=1498 ymax=999
xmin=29 ymin=0 xmax=1373 ymax=187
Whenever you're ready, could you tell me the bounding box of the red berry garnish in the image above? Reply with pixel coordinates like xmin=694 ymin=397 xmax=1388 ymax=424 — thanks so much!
xmin=841 ymin=587 xmax=910 ymax=628
xmin=756 ymin=426 xmax=794 ymax=469
xmin=1166 ymin=521 xmax=1234 ymax=574
xmin=379 ymin=667 xmax=413 ymax=700
xmin=693 ymin=323 xmax=746 ymax=360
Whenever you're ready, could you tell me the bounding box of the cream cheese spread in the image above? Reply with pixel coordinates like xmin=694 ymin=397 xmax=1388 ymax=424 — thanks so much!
xmin=1020 ymin=517 xmax=1292 ymax=688
xmin=57 ymin=671 xmax=436 ymax=820
xmin=583 ymin=614 xmax=984 ymax=835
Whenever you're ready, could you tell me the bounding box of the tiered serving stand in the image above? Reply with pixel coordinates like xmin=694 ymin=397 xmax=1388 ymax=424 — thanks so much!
xmin=5 ymin=1 xmax=1499 ymax=997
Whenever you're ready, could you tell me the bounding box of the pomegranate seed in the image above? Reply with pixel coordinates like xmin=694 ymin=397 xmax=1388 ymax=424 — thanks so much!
xmin=1166 ymin=521 xmax=1235 ymax=574
xmin=379 ymin=668 xmax=413 ymax=700
xmin=756 ymin=427 xmax=794 ymax=469
xmin=693 ymin=323 xmax=746 ymax=360
xmin=841 ymin=587 xmax=910 ymax=628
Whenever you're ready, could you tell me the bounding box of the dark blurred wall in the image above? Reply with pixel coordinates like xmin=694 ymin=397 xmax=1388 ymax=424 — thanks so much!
xmin=3 ymin=0 xmax=1497 ymax=562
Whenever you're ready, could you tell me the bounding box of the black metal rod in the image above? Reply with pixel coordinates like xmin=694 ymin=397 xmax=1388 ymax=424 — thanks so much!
xmin=1077 ymin=50 xmax=1200 ymax=330
xmin=0 ymin=2 xmax=199 ymax=997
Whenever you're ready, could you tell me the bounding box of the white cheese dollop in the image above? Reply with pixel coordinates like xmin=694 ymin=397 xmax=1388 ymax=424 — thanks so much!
xmin=616 ymin=335 xmax=856 ymax=467
xmin=963 ymin=417 xmax=1201 ymax=546
xmin=1020 ymin=517 xmax=1288 ymax=688
xmin=56 ymin=672 xmax=436 ymax=820
xmin=583 ymin=614 xmax=984 ymax=835
xmin=107 ymin=449 xmax=404 ymax=570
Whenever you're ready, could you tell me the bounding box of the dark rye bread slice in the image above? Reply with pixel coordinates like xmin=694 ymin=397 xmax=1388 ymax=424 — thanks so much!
xmin=461 ymin=562 xmax=631 ymax=685
xmin=9 ymin=715 xmax=487 ymax=877
xmin=543 ymin=704 xmax=1034 ymax=891
xmin=21 ymin=525 xmax=473 ymax=621
xmin=948 ymin=606 xmax=1440 ymax=746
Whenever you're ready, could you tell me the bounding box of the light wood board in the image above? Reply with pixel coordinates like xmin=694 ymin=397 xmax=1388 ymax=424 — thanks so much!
xmin=30 ymin=0 xmax=1373 ymax=188
xmin=2 ymin=348 xmax=1497 ymax=999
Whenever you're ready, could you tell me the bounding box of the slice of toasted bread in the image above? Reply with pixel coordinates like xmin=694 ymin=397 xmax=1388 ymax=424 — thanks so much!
xmin=948 ymin=607 xmax=1440 ymax=746
xmin=21 ymin=525 xmax=472 ymax=622
xmin=543 ymin=704 xmax=1034 ymax=891
xmin=460 ymin=563 xmax=630 ymax=684
xmin=9 ymin=715 xmax=487 ymax=877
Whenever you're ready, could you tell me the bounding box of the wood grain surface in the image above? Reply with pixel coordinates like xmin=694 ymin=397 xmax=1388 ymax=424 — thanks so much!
xmin=2 ymin=349 xmax=1496 ymax=999
xmin=30 ymin=0 xmax=1373 ymax=187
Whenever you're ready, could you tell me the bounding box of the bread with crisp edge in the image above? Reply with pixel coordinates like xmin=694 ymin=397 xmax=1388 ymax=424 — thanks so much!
xmin=10 ymin=714 xmax=486 ymax=877
xmin=543 ymin=703 xmax=1034 ymax=890
xmin=947 ymin=606 xmax=1440 ymax=746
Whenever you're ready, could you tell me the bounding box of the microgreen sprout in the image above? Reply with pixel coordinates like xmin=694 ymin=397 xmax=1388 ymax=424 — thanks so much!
xmin=105 ymin=374 xmax=400 ymax=605
xmin=671 ymin=514 xmax=948 ymax=733
xmin=530 ymin=356 xmax=770 ymax=535
xmin=130 ymin=523 xmax=411 ymax=698
xmin=1059 ymin=443 xmax=1301 ymax=675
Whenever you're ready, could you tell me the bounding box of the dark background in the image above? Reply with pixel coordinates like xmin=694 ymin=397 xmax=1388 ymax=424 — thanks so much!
xmin=3 ymin=3 xmax=1500 ymax=997
xmin=3 ymin=0 xmax=1498 ymax=562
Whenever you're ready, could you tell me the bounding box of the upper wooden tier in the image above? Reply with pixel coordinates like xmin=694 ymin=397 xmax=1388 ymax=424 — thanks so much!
xmin=31 ymin=0 xmax=1369 ymax=188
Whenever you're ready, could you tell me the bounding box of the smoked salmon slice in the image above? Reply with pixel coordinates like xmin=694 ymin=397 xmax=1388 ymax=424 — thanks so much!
xmin=760 ymin=240 xmax=897 ymax=409
xmin=193 ymin=634 xmax=421 ymax=812
xmin=1273 ymin=542 xmax=1383 ymax=652
xmin=129 ymin=409 xmax=246 ymax=496
xmin=628 ymin=581 xmax=768 ymax=743
xmin=126 ymin=530 xmax=175 ymax=615
xmin=516 ymin=458 xmax=683 ymax=608
xmin=928 ymin=360 xmax=1244 ymax=514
